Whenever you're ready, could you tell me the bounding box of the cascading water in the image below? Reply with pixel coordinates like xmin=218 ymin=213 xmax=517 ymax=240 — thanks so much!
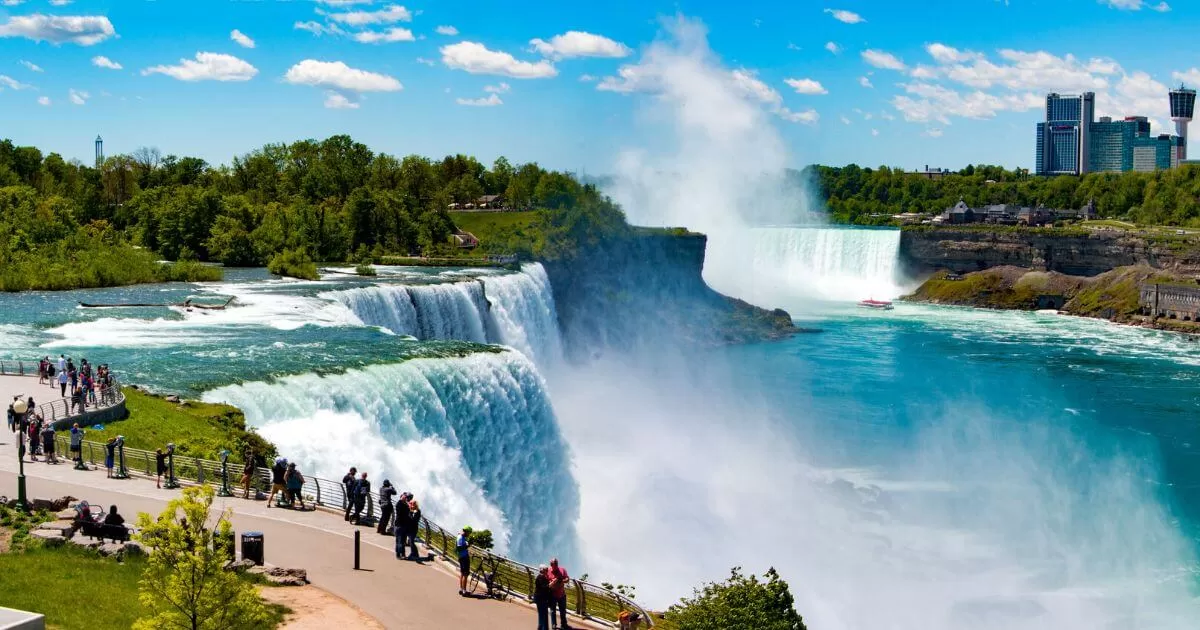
xmin=327 ymin=263 xmax=564 ymax=365
xmin=203 ymin=351 xmax=579 ymax=565
xmin=704 ymin=226 xmax=906 ymax=308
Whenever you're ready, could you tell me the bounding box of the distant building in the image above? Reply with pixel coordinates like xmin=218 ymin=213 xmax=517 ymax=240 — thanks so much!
xmin=94 ymin=135 xmax=104 ymax=168
xmin=946 ymin=200 xmax=974 ymax=224
xmin=1037 ymin=92 xmax=1094 ymax=176
xmin=936 ymin=199 xmax=1096 ymax=226
xmin=1038 ymin=88 xmax=1191 ymax=174
xmin=1132 ymin=134 xmax=1183 ymax=171
xmin=911 ymin=165 xmax=949 ymax=180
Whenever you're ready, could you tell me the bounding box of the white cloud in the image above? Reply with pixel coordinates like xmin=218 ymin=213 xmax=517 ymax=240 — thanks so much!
xmin=924 ymin=128 xmax=944 ymax=137
xmin=784 ymin=77 xmax=827 ymax=95
xmin=295 ymin=21 xmax=344 ymax=37
xmin=20 ymin=60 xmax=42 ymax=72
xmin=880 ymin=111 xmax=895 ymax=121
xmin=840 ymin=115 xmax=852 ymax=125
xmin=48 ymin=0 xmax=71 ymax=5
xmin=824 ymin=8 xmax=865 ymax=23
xmin=283 ymin=59 xmax=402 ymax=92
xmin=440 ymin=41 xmax=557 ymax=79
xmin=891 ymin=82 xmax=1041 ymax=124
xmin=143 ymin=52 xmax=257 ymax=82
xmin=326 ymin=4 xmax=411 ymax=26
xmin=778 ymin=108 xmax=819 ymax=124
xmin=314 ymin=0 xmax=371 ymax=4
xmin=68 ymin=88 xmax=88 ymax=105
xmin=37 ymin=95 xmax=50 ymax=106
xmin=457 ymin=93 xmax=503 ymax=107
xmin=731 ymin=68 xmax=781 ymax=106
xmin=824 ymin=41 xmax=841 ymax=55
xmin=435 ymin=25 xmax=458 ymax=36
xmin=484 ymin=82 xmax=510 ymax=93
xmin=415 ymin=57 xmax=436 ymax=66
xmin=529 ymin=31 xmax=631 ymax=60
xmin=230 ymin=29 xmax=255 ymax=49
xmin=859 ymin=76 xmax=873 ymax=88
xmin=862 ymin=49 xmax=906 ymax=71
xmin=91 ymin=55 xmax=121 ymax=70
xmin=0 ymin=75 xmax=30 ymax=90
xmin=1100 ymin=0 xmax=1170 ymax=10
xmin=1173 ymin=68 xmax=1200 ymax=87
xmin=353 ymin=27 xmax=414 ymax=43
xmin=0 ymin=13 xmax=115 ymax=45
xmin=578 ymin=73 xmax=597 ymax=82
xmin=324 ymin=91 xmax=360 ymax=109
xmin=1 ymin=0 xmax=25 ymax=5
xmin=871 ymin=128 xmax=879 ymax=136
xmin=926 ymin=43 xmax=983 ymax=64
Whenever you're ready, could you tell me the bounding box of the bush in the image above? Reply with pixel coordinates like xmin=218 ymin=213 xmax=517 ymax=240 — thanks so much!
xmin=267 ymin=247 xmax=319 ymax=280
xmin=664 ymin=567 xmax=806 ymax=630
xmin=354 ymin=262 xmax=377 ymax=276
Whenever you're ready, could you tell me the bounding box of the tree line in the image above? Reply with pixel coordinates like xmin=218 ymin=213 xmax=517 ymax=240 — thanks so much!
xmin=0 ymin=135 xmax=627 ymax=289
xmin=809 ymin=163 xmax=1200 ymax=226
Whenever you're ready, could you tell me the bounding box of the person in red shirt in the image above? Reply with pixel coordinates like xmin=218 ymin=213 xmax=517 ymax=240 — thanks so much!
xmin=548 ymin=557 xmax=570 ymax=630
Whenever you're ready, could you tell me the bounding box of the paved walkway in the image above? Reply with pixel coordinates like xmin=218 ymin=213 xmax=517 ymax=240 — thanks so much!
xmin=0 ymin=374 xmax=55 ymax=409
xmin=0 ymin=433 xmax=574 ymax=630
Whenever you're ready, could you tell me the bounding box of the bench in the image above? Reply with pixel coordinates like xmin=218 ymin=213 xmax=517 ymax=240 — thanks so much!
xmin=79 ymin=520 xmax=130 ymax=543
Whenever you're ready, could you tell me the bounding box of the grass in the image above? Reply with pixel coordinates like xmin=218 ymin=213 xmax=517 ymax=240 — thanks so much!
xmin=449 ymin=211 xmax=545 ymax=256
xmin=82 ymin=387 xmax=275 ymax=462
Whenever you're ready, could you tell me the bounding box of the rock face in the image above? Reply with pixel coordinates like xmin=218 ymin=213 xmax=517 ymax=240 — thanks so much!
xmin=29 ymin=496 xmax=77 ymax=513
xmin=900 ymin=228 xmax=1200 ymax=277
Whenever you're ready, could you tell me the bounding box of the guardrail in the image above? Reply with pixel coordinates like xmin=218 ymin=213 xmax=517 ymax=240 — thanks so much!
xmin=0 ymin=359 xmax=36 ymax=376
xmin=1 ymin=362 xmax=126 ymax=430
xmin=59 ymin=435 xmax=652 ymax=627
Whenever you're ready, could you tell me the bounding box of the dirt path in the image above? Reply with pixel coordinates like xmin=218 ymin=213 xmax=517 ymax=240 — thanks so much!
xmin=259 ymin=585 xmax=384 ymax=629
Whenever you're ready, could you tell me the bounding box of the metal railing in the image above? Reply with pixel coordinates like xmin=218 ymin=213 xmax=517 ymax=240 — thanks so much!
xmin=1 ymin=361 xmax=126 ymax=428
xmin=57 ymin=435 xmax=653 ymax=627
xmin=0 ymin=359 xmax=36 ymax=376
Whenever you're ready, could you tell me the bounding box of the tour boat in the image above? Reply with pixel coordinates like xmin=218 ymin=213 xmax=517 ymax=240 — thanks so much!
xmin=858 ymin=299 xmax=894 ymax=310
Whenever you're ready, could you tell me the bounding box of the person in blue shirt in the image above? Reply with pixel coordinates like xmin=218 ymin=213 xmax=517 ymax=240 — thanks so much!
xmin=457 ymin=527 xmax=471 ymax=596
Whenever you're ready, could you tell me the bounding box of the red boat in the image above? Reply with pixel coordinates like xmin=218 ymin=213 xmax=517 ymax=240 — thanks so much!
xmin=858 ymin=299 xmax=894 ymax=310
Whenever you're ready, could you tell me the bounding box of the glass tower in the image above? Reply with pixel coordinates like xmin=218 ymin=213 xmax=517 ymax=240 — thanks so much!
xmin=1037 ymin=92 xmax=1094 ymax=175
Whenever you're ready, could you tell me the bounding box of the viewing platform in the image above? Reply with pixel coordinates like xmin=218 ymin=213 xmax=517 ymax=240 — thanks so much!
xmin=0 ymin=360 xmax=127 ymax=429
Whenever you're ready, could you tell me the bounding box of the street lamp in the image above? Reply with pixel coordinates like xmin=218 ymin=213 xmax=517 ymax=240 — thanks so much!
xmin=12 ymin=399 xmax=27 ymax=512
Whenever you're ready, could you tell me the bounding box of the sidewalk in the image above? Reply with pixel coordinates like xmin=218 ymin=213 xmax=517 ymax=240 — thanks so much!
xmin=0 ymin=439 xmax=565 ymax=630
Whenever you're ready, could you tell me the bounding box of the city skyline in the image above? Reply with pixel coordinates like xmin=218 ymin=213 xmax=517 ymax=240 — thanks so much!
xmin=2 ymin=0 xmax=1200 ymax=173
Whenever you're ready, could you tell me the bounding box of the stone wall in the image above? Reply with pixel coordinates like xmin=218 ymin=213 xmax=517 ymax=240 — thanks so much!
xmin=1140 ymin=283 xmax=1200 ymax=321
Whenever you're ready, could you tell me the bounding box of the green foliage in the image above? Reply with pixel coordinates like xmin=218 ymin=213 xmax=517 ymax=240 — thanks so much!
xmin=134 ymin=485 xmax=274 ymax=630
xmin=814 ymin=163 xmax=1200 ymax=227
xmin=267 ymin=247 xmax=319 ymax=280
xmin=0 ymin=504 xmax=50 ymax=551
xmin=664 ymin=567 xmax=806 ymax=630
xmin=354 ymin=262 xmax=377 ymax=276
xmin=466 ymin=528 xmax=495 ymax=550
xmin=84 ymin=387 xmax=277 ymax=461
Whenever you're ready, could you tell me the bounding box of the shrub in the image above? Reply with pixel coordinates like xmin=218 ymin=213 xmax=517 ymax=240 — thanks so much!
xmin=664 ymin=567 xmax=806 ymax=630
xmin=267 ymin=248 xmax=319 ymax=280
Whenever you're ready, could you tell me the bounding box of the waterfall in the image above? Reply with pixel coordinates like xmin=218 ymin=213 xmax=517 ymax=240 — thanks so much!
xmin=202 ymin=351 xmax=580 ymax=565
xmin=328 ymin=264 xmax=564 ymax=364
xmin=704 ymin=226 xmax=905 ymax=307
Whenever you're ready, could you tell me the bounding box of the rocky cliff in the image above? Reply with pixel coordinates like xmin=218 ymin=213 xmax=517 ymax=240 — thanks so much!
xmin=540 ymin=230 xmax=796 ymax=359
xmin=899 ymin=227 xmax=1200 ymax=277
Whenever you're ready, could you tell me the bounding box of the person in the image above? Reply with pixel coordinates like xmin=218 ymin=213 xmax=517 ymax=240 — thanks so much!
xmin=74 ymin=500 xmax=94 ymax=526
xmin=549 ymin=558 xmax=571 ymax=630
xmin=268 ymin=457 xmax=287 ymax=507
xmin=41 ymin=423 xmax=56 ymax=464
xmin=377 ymin=480 xmax=396 ymax=535
xmin=69 ymin=423 xmax=84 ymax=467
xmin=57 ymin=367 xmax=67 ymax=398
xmin=402 ymin=499 xmax=422 ymax=559
xmin=103 ymin=505 xmax=125 ymax=527
xmin=70 ymin=384 xmax=85 ymax=414
xmin=285 ymin=462 xmax=306 ymax=510
xmin=342 ymin=467 xmax=358 ymax=521
xmin=37 ymin=357 xmax=47 ymax=385
xmin=104 ymin=437 xmax=117 ymax=478
xmin=155 ymin=448 xmax=167 ymax=488
xmin=26 ymin=418 xmax=39 ymax=462
xmin=617 ymin=611 xmax=644 ymax=630
xmin=457 ymin=527 xmax=472 ymax=596
xmin=6 ymin=401 xmax=13 ymax=433
xmin=240 ymin=451 xmax=256 ymax=499
xmin=83 ymin=371 xmax=96 ymax=406
xmin=352 ymin=472 xmax=370 ymax=524
xmin=57 ymin=354 xmax=66 ymax=376
xmin=534 ymin=565 xmax=553 ymax=630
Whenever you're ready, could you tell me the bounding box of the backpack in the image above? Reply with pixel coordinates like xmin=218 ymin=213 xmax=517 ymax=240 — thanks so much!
xmin=48 ymin=365 xmax=55 ymax=377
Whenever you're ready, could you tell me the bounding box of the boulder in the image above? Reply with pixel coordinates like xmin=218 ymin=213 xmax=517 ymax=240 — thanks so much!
xmin=247 ymin=567 xmax=308 ymax=586
xmin=35 ymin=522 xmax=75 ymax=538
xmin=68 ymin=536 xmax=101 ymax=550
xmin=226 ymin=559 xmax=257 ymax=572
xmin=98 ymin=543 xmax=126 ymax=557
xmin=29 ymin=496 xmax=76 ymax=512
xmin=56 ymin=509 xmax=77 ymax=521
xmin=123 ymin=541 xmax=146 ymax=557
xmin=29 ymin=530 xmax=66 ymax=547
xmin=165 ymin=395 xmax=181 ymax=403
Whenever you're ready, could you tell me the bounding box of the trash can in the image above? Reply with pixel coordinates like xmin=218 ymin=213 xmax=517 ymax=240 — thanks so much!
xmin=215 ymin=529 xmax=236 ymax=564
xmin=241 ymin=531 xmax=264 ymax=566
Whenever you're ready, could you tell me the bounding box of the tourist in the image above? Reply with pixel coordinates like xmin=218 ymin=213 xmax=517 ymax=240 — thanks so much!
xmin=83 ymin=370 xmax=96 ymax=406
xmin=377 ymin=479 xmax=396 ymax=535
xmin=69 ymin=423 xmax=84 ymax=467
xmin=37 ymin=357 xmax=47 ymax=385
xmin=104 ymin=437 xmax=117 ymax=478
xmin=6 ymin=401 xmax=13 ymax=433
xmin=352 ymin=472 xmax=370 ymax=524
xmin=548 ymin=558 xmax=571 ymax=630
xmin=57 ymin=354 xmax=65 ymax=375
xmin=285 ymin=462 xmax=306 ymax=510
xmin=342 ymin=466 xmax=358 ymax=521
xmin=74 ymin=500 xmax=94 ymax=525
xmin=534 ymin=565 xmax=552 ymax=630
xmin=240 ymin=450 xmax=256 ymax=499
xmin=103 ymin=505 xmax=125 ymax=527
xmin=267 ymin=457 xmax=287 ymax=507
xmin=57 ymin=365 xmax=68 ymax=397
xmin=41 ymin=423 xmax=56 ymax=464
xmin=70 ymin=385 xmax=85 ymax=414
xmin=26 ymin=418 xmax=39 ymax=462
xmin=155 ymin=448 xmax=167 ymax=488
xmin=403 ymin=499 xmax=422 ymax=559
xmin=617 ymin=611 xmax=644 ymax=630
xmin=457 ymin=527 xmax=472 ymax=596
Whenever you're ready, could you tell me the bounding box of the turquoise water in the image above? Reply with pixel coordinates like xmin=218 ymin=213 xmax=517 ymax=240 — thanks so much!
xmin=1 ymin=261 xmax=1198 ymax=627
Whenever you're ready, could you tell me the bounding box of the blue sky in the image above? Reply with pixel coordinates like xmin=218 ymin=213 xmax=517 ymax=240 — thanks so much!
xmin=0 ymin=0 xmax=1197 ymax=173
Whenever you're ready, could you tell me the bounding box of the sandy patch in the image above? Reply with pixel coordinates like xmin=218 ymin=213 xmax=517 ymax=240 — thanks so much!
xmin=259 ymin=585 xmax=383 ymax=629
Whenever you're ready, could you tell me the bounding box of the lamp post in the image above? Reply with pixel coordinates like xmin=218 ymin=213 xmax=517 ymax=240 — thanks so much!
xmin=217 ymin=449 xmax=233 ymax=497
xmin=12 ymin=399 xmax=27 ymax=512
xmin=163 ymin=443 xmax=179 ymax=489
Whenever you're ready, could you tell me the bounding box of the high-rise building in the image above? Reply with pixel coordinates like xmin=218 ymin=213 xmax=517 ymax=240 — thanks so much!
xmin=1036 ymin=92 xmax=1094 ymax=175
xmin=1088 ymin=116 xmax=1152 ymax=173
xmin=1169 ymin=85 xmax=1195 ymax=161
xmin=94 ymin=135 xmax=104 ymax=167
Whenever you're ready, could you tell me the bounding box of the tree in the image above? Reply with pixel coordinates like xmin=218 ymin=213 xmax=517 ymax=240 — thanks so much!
xmin=664 ymin=567 xmax=806 ymax=630
xmin=134 ymin=485 xmax=272 ymax=630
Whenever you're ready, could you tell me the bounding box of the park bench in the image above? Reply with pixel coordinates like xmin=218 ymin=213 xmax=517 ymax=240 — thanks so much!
xmin=78 ymin=518 xmax=131 ymax=542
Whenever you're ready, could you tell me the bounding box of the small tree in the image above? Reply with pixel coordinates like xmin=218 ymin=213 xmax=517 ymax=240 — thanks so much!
xmin=664 ymin=567 xmax=806 ymax=630
xmin=134 ymin=485 xmax=272 ymax=630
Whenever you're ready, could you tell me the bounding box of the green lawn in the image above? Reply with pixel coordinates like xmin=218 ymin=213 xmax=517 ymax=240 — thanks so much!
xmin=83 ymin=388 xmax=275 ymax=462
xmin=0 ymin=545 xmax=147 ymax=629
xmin=448 ymin=211 xmax=544 ymax=256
